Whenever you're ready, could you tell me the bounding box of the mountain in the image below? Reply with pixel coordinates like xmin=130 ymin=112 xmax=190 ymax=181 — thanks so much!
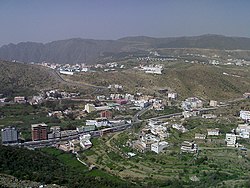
xmin=1 ymin=34 xmax=250 ymax=64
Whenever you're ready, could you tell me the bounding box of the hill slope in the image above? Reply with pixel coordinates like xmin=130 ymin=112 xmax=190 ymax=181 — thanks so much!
xmin=0 ymin=61 xmax=60 ymax=96
xmin=70 ymin=63 xmax=250 ymax=100
xmin=2 ymin=35 xmax=250 ymax=64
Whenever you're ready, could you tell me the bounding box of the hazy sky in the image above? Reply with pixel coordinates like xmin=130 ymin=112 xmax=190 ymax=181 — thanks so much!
xmin=0 ymin=0 xmax=250 ymax=46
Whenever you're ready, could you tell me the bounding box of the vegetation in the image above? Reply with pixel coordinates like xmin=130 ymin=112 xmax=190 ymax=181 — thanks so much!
xmin=0 ymin=145 xmax=134 ymax=188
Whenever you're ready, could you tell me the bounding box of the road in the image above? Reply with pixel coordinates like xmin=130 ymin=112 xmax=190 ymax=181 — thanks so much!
xmin=39 ymin=65 xmax=108 ymax=93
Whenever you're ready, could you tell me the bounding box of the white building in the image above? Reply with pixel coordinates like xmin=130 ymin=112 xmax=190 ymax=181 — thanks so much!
xmin=236 ymin=124 xmax=250 ymax=139
xmin=207 ymin=128 xmax=220 ymax=136
xmin=80 ymin=134 xmax=92 ymax=149
xmin=134 ymin=100 xmax=149 ymax=108
xmin=85 ymin=104 xmax=96 ymax=113
xmin=59 ymin=70 xmax=74 ymax=75
xmin=225 ymin=134 xmax=237 ymax=147
xmin=172 ymin=124 xmax=187 ymax=133
xmin=182 ymin=97 xmax=203 ymax=111
xmin=151 ymin=141 xmax=169 ymax=154
xmin=183 ymin=110 xmax=200 ymax=118
xmin=195 ymin=133 xmax=206 ymax=140
xmin=209 ymin=100 xmax=218 ymax=107
xmin=168 ymin=92 xmax=178 ymax=100
xmin=240 ymin=111 xmax=250 ymax=122
xmin=81 ymin=67 xmax=90 ymax=72
xmin=181 ymin=141 xmax=198 ymax=153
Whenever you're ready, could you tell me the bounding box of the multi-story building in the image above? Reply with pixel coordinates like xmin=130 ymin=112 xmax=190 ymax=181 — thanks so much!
xmin=31 ymin=123 xmax=48 ymax=141
xmin=1 ymin=127 xmax=18 ymax=144
xmin=151 ymin=141 xmax=168 ymax=154
xmin=100 ymin=110 xmax=112 ymax=119
xmin=225 ymin=134 xmax=237 ymax=147
xmin=181 ymin=141 xmax=198 ymax=153
xmin=85 ymin=104 xmax=96 ymax=113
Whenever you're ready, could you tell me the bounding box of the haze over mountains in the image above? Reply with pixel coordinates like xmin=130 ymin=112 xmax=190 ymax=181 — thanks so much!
xmin=1 ymin=34 xmax=250 ymax=64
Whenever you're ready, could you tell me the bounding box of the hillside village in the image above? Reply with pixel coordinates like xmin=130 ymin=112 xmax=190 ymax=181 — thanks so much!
xmin=0 ymin=58 xmax=250 ymax=187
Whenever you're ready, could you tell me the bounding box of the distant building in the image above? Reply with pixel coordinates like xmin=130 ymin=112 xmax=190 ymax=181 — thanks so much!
xmin=209 ymin=100 xmax=218 ymax=107
xmin=48 ymin=126 xmax=61 ymax=139
xmin=240 ymin=110 xmax=250 ymax=122
xmin=182 ymin=97 xmax=203 ymax=111
xmin=80 ymin=134 xmax=92 ymax=149
xmin=31 ymin=123 xmax=48 ymax=141
xmin=116 ymin=99 xmax=128 ymax=105
xmin=236 ymin=124 xmax=250 ymax=139
xmin=77 ymin=125 xmax=96 ymax=133
xmin=168 ymin=93 xmax=178 ymax=100
xmin=183 ymin=110 xmax=200 ymax=118
xmin=225 ymin=134 xmax=237 ymax=147
xmin=100 ymin=110 xmax=112 ymax=119
xmin=181 ymin=141 xmax=198 ymax=153
xmin=202 ymin=114 xmax=217 ymax=119
xmin=207 ymin=128 xmax=220 ymax=136
xmin=1 ymin=127 xmax=18 ymax=144
xmin=151 ymin=141 xmax=168 ymax=154
xmin=195 ymin=133 xmax=206 ymax=140
xmin=243 ymin=93 xmax=250 ymax=99
xmin=14 ymin=96 xmax=26 ymax=104
xmin=59 ymin=70 xmax=74 ymax=75
xmin=85 ymin=104 xmax=96 ymax=113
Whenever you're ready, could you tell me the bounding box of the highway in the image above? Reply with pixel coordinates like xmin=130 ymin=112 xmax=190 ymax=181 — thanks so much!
xmin=8 ymin=100 xmax=239 ymax=149
xmin=11 ymin=123 xmax=131 ymax=149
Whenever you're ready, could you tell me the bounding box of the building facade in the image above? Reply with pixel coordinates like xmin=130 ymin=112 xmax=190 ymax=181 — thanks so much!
xmin=1 ymin=127 xmax=18 ymax=144
xmin=31 ymin=123 xmax=48 ymax=141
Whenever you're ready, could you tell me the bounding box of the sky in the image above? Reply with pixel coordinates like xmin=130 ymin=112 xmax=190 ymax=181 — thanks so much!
xmin=0 ymin=0 xmax=250 ymax=46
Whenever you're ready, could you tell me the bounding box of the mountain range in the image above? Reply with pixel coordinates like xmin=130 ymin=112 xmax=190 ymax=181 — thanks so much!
xmin=1 ymin=34 xmax=250 ymax=64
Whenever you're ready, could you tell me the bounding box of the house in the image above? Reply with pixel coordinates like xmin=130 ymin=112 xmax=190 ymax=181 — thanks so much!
xmin=116 ymin=99 xmax=128 ymax=105
xmin=181 ymin=141 xmax=198 ymax=153
xmin=69 ymin=139 xmax=80 ymax=153
xmin=134 ymin=100 xmax=149 ymax=108
xmin=100 ymin=110 xmax=112 ymax=119
xmin=85 ymin=104 xmax=96 ymax=113
xmin=240 ymin=111 xmax=250 ymax=122
xmin=207 ymin=128 xmax=220 ymax=136
xmin=202 ymin=114 xmax=217 ymax=119
xmin=209 ymin=100 xmax=218 ymax=107
xmin=172 ymin=124 xmax=187 ymax=133
xmin=225 ymin=134 xmax=237 ymax=147
xmin=236 ymin=124 xmax=250 ymax=139
xmin=168 ymin=93 xmax=178 ymax=100
xmin=59 ymin=70 xmax=74 ymax=75
xmin=153 ymin=101 xmax=164 ymax=111
xmin=243 ymin=93 xmax=250 ymax=99
xmin=195 ymin=133 xmax=206 ymax=140
xmin=80 ymin=134 xmax=92 ymax=149
xmin=182 ymin=97 xmax=203 ymax=111
xmin=151 ymin=141 xmax=169 ymax=154
xmin=183 ymin=110 xmax=200 ymax=118
xmin=14 ymin=96 xmax=26 ymax=104
xmin=96 ymin=95 xmax=106 ymax=101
